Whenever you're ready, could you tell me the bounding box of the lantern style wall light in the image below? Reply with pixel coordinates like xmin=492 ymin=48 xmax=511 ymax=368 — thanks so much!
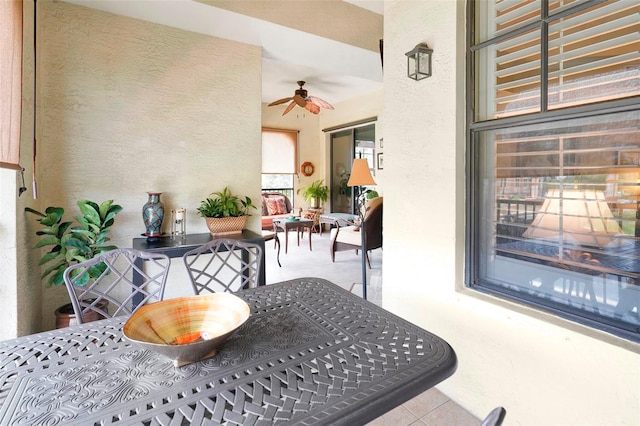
xmin=405 ymin=42 xmax=433 ymax=80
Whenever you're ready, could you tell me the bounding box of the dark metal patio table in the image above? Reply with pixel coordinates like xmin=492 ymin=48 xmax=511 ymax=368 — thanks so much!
xmin=0 ymin=278 xmax=457 ymax=425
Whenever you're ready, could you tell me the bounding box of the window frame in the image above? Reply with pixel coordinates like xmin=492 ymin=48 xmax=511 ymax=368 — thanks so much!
xmin=465 ymin=0 xmax=640 ymax=342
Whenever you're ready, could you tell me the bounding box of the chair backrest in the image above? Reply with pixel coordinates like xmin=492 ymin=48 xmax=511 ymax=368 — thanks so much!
xmin=63 ymin=248 xmax=171 ymax=324
xmin=363 ymin=196 xmax=383 ymax=220
xmin=363 ymin=197 xmax=383 ymax=250
xmin=480 ymin=406 xmax=507 ymax=426
xmin=182 ymin=238 xmax=263 ymax=294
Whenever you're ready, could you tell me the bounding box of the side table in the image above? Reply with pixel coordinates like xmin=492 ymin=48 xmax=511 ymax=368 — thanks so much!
xmin=261 ymin=230 xmax=281 ymax=267
xmin=304 ymin=207 xmax=324 ymax=233
xmin=273 ymin=218 xmax=314 ymax=253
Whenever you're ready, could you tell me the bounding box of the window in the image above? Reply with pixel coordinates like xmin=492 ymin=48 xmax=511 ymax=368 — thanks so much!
xmin=467 ymin=0 xmax=640 ymax=341
xmin=262 ymin=128 xmax=297 ymax=201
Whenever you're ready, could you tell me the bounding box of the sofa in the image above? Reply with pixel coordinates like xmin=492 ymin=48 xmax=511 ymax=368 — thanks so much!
xmin=261 ymin=192 xmax=294 ymax=230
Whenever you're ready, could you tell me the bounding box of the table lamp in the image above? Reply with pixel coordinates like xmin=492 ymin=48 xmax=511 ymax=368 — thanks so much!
xmin=347 ymin=158 xmax=376 ymax=299
xmin=523 ymin=189 xmax=621 ymax=247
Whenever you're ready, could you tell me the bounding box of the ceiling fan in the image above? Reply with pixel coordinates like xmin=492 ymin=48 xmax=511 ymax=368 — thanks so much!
xmin=268 ymin=81 xmax=334 ymax=116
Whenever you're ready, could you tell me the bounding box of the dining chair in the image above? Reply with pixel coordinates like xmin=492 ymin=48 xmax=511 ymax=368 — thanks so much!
xmin=182 ymin=238 xmax=263 ymax=294
xmin=63 ymin=248 xmax=171 ymax=324
xmin=480 ymin=406 xmax=507 ymax=426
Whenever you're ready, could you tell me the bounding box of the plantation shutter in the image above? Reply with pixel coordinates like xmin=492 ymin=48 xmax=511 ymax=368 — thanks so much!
xmin=475 ymin=0 xmax=639 ymax=120
xmin=477 ymin=0 xmax=640 ymax=178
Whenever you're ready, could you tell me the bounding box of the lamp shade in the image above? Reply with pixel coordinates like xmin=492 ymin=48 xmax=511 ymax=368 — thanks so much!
xmin=348 ymin=159 xmax=376 ymax=186
xmin=523 ymin=189 xmax=621 ymax=247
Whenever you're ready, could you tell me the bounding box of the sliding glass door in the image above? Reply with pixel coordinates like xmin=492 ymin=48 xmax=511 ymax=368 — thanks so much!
xmin=330 ymin=123 xmax=375 ymax=214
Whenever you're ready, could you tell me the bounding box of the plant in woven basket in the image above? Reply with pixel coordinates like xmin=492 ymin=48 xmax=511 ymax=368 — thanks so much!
xmin=25 ymin=199 xmax=123 ymax=287
xmin=197 ymin=187 xmax=257 ymax=235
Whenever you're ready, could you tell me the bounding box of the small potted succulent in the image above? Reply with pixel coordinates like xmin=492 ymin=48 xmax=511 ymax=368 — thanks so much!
xmin=298 ymin=179 xmax=329 ymax=208
xmin=197 ymin=186 xmax=257 ymax=235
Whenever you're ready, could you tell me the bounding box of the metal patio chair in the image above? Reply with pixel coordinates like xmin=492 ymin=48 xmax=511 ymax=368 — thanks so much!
xmin=63 ymin=248 xmax=171 ymax=324
xmin=182 ymin=238 xmax=263 ymax=294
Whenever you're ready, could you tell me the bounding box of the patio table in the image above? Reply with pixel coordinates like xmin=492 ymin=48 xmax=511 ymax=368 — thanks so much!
xmin=0 ymin=277 xmax=457 ymax=425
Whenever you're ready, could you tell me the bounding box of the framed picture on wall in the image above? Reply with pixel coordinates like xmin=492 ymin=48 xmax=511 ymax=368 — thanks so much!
xmin=377 ymin=153 xmax=384 ymax=170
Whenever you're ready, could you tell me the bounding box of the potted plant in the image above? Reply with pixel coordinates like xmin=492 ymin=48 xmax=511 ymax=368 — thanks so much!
xmin=197 ymin=186 xmax=257 ymax=235
xmin=366 ymin=190 xmax=379 ymax=199
xmin=26 ymin=199 xmax=123 ymax=328
xmin=298 ymin=179 xmax=329 ymax=208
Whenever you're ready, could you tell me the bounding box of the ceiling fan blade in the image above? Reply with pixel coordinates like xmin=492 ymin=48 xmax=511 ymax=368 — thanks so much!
xmin=268 ymin=96 xmax=293 ymax=106
xmin=282 ymin=100 xmax=297 ymax=116
xmin=305 ymin=101 xmax=320 ymax=114
xmin=293 ymin=94 xmax=307 ymax=107
xmin=308 ymin=96 xmax=334 ymax=110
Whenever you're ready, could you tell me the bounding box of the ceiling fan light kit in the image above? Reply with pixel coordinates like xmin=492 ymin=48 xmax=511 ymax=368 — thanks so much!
xmin=268 ymin=81 xmax=335 ymax=116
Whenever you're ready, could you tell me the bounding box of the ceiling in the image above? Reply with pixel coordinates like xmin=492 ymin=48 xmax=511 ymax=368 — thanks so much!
xmin=63 ymin=0 xmax=384 ymax=107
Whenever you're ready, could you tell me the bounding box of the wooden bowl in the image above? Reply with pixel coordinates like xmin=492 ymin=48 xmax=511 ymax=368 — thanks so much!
xmin=123 ymin=293 xmax=250 ymax=367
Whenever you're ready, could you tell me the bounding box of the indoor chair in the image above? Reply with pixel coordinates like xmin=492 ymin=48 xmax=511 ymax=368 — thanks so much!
xmin=330 ymin=197 xmax=383 ymax=267
xmin=182 ymin=238 xmax=263 ymax=294
xmin=63 ymin=248 xmax=171 ymax=324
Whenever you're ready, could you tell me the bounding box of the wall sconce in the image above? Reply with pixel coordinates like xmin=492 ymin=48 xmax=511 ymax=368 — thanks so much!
xmin=405 ymin=42 xmax=433 ymax=80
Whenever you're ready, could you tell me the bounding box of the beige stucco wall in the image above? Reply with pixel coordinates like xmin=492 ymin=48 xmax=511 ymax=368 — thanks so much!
xmin=9 ymin=0 xmax=262 ymax=333
xmin=383 ymin=1 xmax=639 ymax=425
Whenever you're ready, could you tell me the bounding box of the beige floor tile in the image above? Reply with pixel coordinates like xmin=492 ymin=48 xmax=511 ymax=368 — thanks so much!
xmin=366 ymin=405 xmax=419 ymax=426
xmin=402 ymin=388 xmax=450 ymax=418
xmin=421 ymin=400 xmax=480 ymax=426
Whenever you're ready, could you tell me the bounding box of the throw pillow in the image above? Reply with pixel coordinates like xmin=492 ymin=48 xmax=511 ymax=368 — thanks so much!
xmin=266 ymin=196 xmax=286 ymax=215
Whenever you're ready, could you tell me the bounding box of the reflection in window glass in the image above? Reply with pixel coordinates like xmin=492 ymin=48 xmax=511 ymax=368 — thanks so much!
xmin=469 ymin=0 xmax=640 ymax=340
xmin=477 ymin=111 xmax=640 ymax=336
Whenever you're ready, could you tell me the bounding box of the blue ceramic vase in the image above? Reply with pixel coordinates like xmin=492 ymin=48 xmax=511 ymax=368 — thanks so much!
xmin=143 ymin=192 xmax=165 ymax=237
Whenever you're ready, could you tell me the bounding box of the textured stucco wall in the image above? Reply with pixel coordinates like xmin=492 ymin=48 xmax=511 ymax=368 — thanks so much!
xmin=383 ymin=1 xmax=639 ymax=425
xmin=16 ymin=1 xmax=262 ymax=332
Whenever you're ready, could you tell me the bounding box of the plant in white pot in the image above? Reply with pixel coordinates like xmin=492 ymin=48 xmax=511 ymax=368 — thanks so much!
xmin=298 ymin=179 xmax=329 ymax=209
xmin=197 ymin=187 xmax=257 ymax=235
xmin=26 ymin=199 xmax=123 ymax=328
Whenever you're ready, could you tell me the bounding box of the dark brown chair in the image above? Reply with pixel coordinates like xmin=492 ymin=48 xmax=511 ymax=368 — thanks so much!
xmin=330 ymin=197 xmax=382 ymax=268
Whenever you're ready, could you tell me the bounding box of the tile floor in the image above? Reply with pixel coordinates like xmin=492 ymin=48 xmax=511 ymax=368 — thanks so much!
xmin=263 ymin=228 xmax=482 ymax=426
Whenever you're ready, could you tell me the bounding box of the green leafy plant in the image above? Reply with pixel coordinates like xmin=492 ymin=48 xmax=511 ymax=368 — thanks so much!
xmin=26 ymin=200 xmax=123 ymax=287
xmin=197 ymin=186 xmax=257 ymax=218
xmin=337 ymin=172 xmax=352 ymax=198
xmin=297 ymin=179 xmax=329 ymax=204
xmin=366 ymin=190 xmax=379 ymax=199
